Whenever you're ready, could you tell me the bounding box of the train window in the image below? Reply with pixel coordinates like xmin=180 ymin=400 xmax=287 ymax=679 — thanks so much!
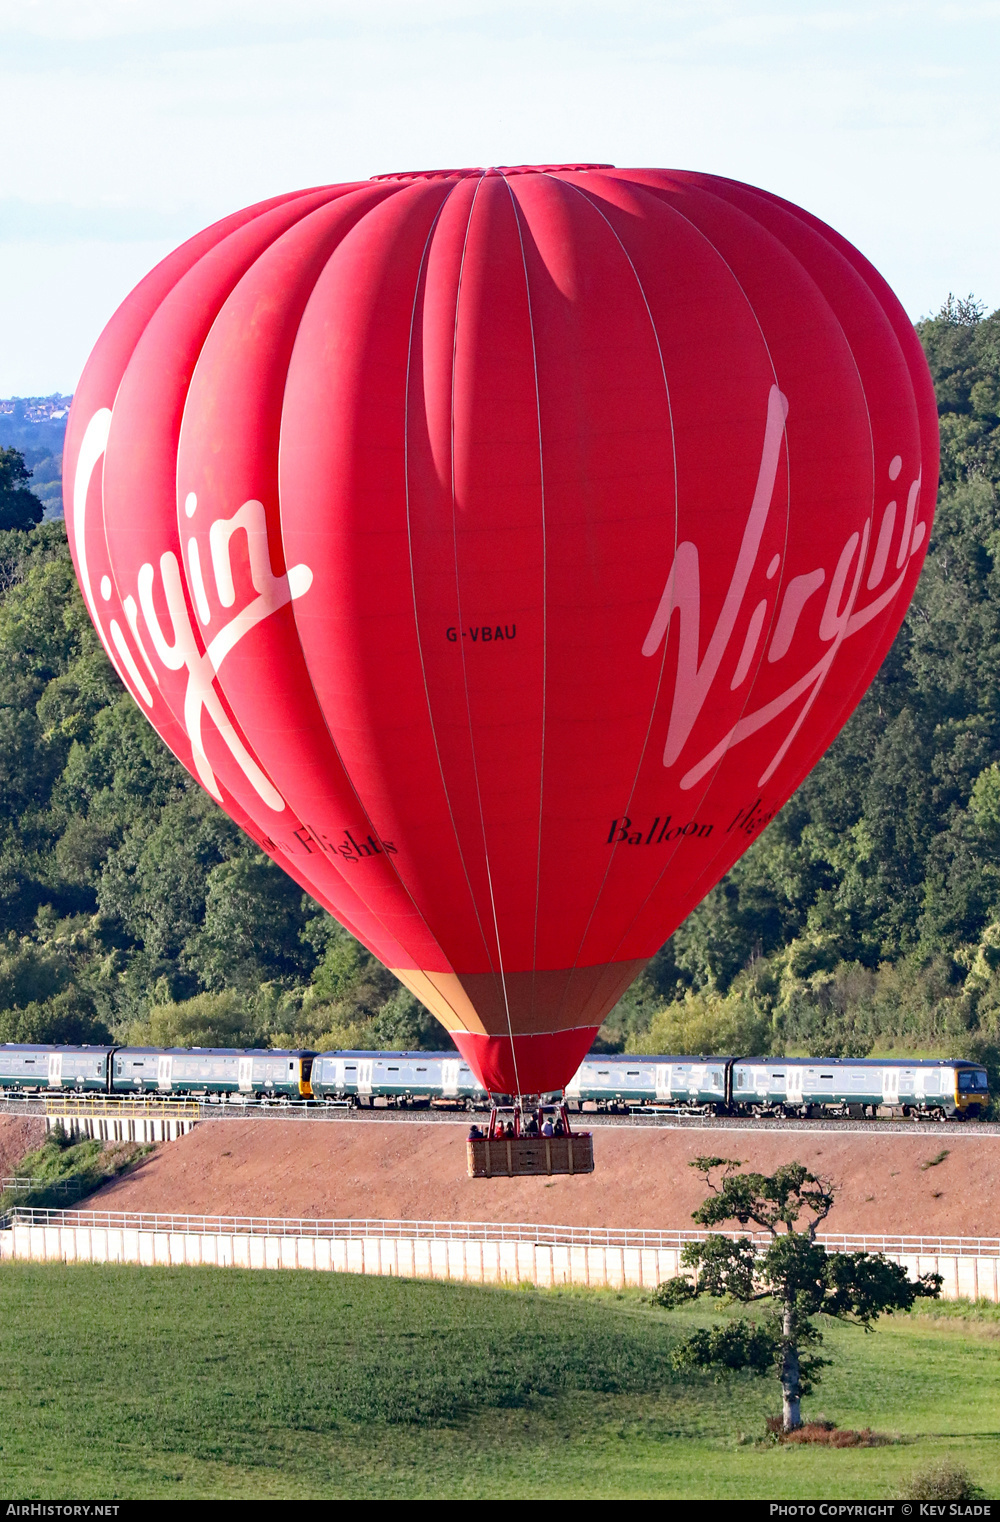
xmin=959 ymin=1070 xmax=989 ymax=1091
xmin=416 ymin=1067 xmax=427 ymax=1072
xmin=387 ymin=1067 xmax=399 ymax=1072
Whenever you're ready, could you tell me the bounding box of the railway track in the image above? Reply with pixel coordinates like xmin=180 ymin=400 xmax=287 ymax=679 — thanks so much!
xmin=4 ymin=1095 xmax=1000 ymax=1136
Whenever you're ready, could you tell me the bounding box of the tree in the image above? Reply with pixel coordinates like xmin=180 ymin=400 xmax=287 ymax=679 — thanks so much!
xmin=0 ymin=448 xmax=44 ymax=532
xmin=626 ymin=985 xmax=773 ymax=1058
xmin=658 ymin=1157 xmax=941 ymax=1431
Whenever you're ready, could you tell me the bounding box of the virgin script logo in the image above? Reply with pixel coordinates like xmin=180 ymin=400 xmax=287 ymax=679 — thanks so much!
xmin=71 ymin=409 xmax=312 ymax=814
xmin=642 ymin=386 xmax=926 ymax=791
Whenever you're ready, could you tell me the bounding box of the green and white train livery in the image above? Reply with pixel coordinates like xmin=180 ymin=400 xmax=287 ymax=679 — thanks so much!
xmin=0 ymin=1044 xmax=989 ymax=1118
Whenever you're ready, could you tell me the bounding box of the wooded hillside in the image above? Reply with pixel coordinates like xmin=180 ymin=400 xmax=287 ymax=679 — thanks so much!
xmin=0 ymin=297 xmax=997 ymax=1064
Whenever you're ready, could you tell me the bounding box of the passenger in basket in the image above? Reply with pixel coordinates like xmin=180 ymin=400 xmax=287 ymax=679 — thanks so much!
xmin=553 ymin=1116 xmax=565 ymax=1137
xmin=541 ymin=1118 xmax=554 ymax=1137
xmin=468 ymin=1125 xmax=481 ymax=1139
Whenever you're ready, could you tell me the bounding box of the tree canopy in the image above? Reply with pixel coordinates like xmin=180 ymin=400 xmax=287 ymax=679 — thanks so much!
xmin=659 ymin=1157 xmax=941 ymax=1429
xmin=0 ymin=448 xmax=44 ymax=533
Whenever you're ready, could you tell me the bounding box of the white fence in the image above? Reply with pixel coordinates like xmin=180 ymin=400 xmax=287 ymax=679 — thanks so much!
xmin=1 ymin=1209 xmax=999 ymax=1299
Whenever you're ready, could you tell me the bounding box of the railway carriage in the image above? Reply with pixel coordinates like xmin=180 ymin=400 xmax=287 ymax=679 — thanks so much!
xmin=0 ymin=1044 xmax=114 ymax=1094
xmin=310 ymin=1050 xmax=486 ymax=1107
xmin=111 ymin=1048 xmax=315 ymax=1100
xmin=564 ymin=1054 xmax=729 ymax=1111
xmin=731 ymin=1057 xmax=989 ymax=1119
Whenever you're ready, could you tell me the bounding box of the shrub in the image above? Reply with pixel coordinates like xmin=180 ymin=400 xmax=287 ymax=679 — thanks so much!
xmin=897 ymin=1464 xmax=985 ymax=1501
xmin=650 ymin=1278 xmax=696 ymax=1308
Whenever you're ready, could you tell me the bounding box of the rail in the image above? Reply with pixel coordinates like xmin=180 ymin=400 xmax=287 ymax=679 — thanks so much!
xmin=2 ymin=1207 xmax=999 ymax=1257
xmin=2 ymin=1093 xmax=997 ymax=1133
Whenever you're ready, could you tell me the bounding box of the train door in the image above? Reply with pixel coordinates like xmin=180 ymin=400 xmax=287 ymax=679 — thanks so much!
xmin=357 ymin=1059 xmax=374 ymax=1096
xmin=882 ymin=1068 xmax=899 ymax=1105
xmin=238 ymin=1057 xmax=253 ymax=1093
xmin=441 ymin=1059 xmax=460 ymax=1097
xmin=157 ymin=1055 xmax=173 ymax=1092
xmin=786 ymin=1067 xmax=804 ymax=1104
xmin=47 ymin=1052 xmax=62 ymax=1088
xmin=655 ymin=1064 xmax=672 ymax=1101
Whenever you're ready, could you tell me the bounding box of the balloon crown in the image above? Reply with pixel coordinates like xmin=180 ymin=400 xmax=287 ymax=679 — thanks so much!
xmin=370 ymin=164 xmax=614 ymax=182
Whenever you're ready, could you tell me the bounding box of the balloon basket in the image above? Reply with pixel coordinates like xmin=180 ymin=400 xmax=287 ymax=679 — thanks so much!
xmin=465 ymin=1101 xmax=594 ymax=1179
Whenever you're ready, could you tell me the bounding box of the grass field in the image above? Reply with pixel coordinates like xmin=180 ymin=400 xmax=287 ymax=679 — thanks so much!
xmin=0 ymin=1262 xmax=998 ymax=1499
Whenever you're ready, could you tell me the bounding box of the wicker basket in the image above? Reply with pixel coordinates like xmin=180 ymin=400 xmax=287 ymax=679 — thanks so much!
xmin=466 ymin=1133 xmax=594 ymax=1178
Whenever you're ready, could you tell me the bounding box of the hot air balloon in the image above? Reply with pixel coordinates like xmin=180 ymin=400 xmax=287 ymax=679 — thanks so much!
xmin=63 ymin=165 xmax=938 ymax=1120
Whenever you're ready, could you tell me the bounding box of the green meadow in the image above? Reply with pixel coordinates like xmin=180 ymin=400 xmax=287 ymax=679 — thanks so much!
xmin=0 ymin=1262 xmax=998 ymax=1499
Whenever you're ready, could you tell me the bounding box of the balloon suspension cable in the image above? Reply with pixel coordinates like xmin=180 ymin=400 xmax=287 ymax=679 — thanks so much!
xmin=486 ymin=1098 xmax=574 ymax=1140
xmin=498 ymin=963 xmax=522 ymax=1106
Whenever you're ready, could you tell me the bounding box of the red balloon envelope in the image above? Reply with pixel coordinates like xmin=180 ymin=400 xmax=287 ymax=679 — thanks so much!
xmin=63 ymin=166 xmax=939 ymax=1097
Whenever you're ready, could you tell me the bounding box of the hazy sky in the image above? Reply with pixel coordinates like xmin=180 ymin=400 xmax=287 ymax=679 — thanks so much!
xmin=2 ymin=0 xmax=998 ymax=395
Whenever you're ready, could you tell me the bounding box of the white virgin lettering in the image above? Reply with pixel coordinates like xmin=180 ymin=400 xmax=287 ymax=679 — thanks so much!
xmin=643 ymin=389 xmax=925 ymax=789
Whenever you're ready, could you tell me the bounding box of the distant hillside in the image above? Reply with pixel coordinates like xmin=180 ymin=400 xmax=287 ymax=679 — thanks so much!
xmin=0 ymin=397 xmax=70 ymax=519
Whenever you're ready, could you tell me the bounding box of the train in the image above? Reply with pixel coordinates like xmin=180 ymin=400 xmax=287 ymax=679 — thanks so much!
xmin=0 ymin=1046 xmax=315 ymax=1101
xmin=312 ymin=1050 xmax=989 ymax=1121
xmin=565 ymin=1053 xmax=990 ymax=1120
xmin=0 ymin=1043 xmax=990 ymax=1120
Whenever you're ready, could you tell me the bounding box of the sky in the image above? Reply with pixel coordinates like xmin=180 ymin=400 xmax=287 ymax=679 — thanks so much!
xmin=1 ymin=0 xmax=998 ymax=396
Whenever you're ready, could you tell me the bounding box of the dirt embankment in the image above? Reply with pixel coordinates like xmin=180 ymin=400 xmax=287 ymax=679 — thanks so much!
xmin=83 ymin=1119 xmax=999 ymax=1236
xmin=0 ymin=1115 xmax=47 ymax=1176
